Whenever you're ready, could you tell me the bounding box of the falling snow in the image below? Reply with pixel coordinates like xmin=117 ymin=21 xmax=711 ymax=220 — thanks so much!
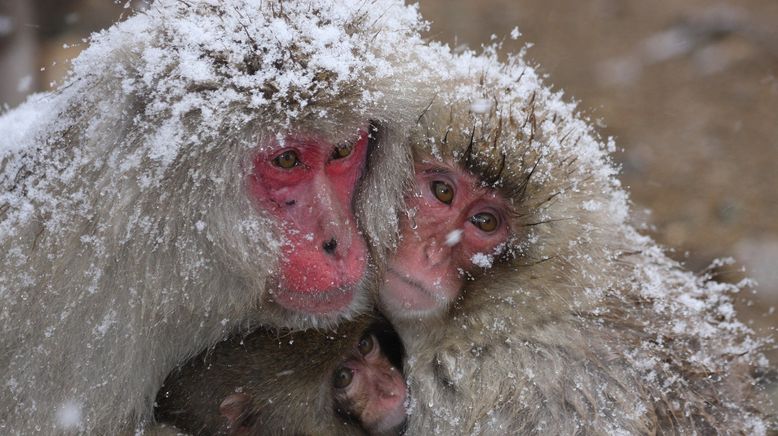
xmin=0 ymin=0 xmax=772 ymax=434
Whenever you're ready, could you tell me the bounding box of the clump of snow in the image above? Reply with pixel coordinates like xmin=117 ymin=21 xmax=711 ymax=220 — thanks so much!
xmin=471 ymin=252 xmax=493 ymax=268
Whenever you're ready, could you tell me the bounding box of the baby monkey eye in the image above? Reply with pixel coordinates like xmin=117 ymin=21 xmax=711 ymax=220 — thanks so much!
xmin=431 ymin=180 xmax=454 ymax=205
xmin=273 ymin=150 xmax=299 ymax=169
xmin=470 ymin=212 xmax=499 ymax=232
xmin=333 ymin=367 xmax=354 ymax=389
xmin=357 ymin=335 xmax=374 ymax=356
xmin=332 ymin=140 xmax=354 ymax=159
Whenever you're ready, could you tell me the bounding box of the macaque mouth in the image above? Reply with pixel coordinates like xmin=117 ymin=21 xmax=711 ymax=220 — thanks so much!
xmin=276 ymin=240 xmax=369 ymax=314
xmin=385 ymin=267 xmax=448 ymax=311
xmin=387 ymin=268 xmax=430 ymax=295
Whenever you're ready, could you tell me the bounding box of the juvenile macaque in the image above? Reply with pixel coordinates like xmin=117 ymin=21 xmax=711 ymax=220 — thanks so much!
xmin=155 ymin=316 xmax=407 ymax=436
xmin=379 ymin=70 xmax=772 ymax=434
xmin=0 ymin=0 xmax=428 ymax=433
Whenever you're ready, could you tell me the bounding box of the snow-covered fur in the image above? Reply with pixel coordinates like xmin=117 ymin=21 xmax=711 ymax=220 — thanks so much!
xmin=0 ymin=0 xmax=772 ymax=434
xmin=390 ymin=55 xmax=773 ymax=435
xmin=0 ymin=1 xmax=431 ymax=433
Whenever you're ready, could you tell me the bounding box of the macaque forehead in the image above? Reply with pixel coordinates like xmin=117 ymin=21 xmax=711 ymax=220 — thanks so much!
xmin=248 ymin=125 xmax=368 ymax=158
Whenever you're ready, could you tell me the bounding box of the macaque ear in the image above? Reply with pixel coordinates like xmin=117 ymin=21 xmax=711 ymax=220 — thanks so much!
xmin=219 ymin=393 xmax=253 ymax=428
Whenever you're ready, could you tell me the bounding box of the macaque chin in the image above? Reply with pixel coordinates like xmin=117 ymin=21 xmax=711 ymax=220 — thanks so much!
xmin=380 ymin=158 xmax=511 ymax=317
xmin=249 ymin=129 xmax=371 ymax=315
xmin=217 ymin=332 xmax=407 ymax=436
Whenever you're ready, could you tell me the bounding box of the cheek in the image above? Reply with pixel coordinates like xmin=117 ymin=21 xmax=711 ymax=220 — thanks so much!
xmin=247 ymin=163 xmax=309 ymax=214
xmin=458 ymin=228 xmax=509 ymax=266
xmin=327 ymin=170 xmax=361 ymax=207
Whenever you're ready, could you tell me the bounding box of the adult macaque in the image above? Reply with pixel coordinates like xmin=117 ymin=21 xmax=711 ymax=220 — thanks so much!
xmin=379 ymin=68 xmax=772 ymax=434
xmin=155 ymin=315 xmax=407 ymax=436
xmin=0 ymin=0 xmax=431 ymax=433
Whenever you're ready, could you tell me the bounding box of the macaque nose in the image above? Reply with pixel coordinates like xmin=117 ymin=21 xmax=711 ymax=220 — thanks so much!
xmin=375 ymin=368 xmax=404 ymax=399
xmin=423 ymin=239 xmax=448 ymax=266
xmin=322 ymin=238 xmax=338 ymax=254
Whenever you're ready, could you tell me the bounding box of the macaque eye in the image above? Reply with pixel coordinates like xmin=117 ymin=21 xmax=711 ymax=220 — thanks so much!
xmin=331 ymin=141 xmax=354 ymax=159
xmin=431 ymin=181 xmax=454 ymax=205
xmin=357 ymin=335 xmax=374 ymax=356
xmin=333 ymin=367 xmax=354 ymax=389
xmin=470 ymin=212 xmax=499 ymax=232
xmin=272 ymin=150 xmax=300 ymax=169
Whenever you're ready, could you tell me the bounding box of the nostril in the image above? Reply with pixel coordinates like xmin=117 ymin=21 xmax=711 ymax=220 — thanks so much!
xmin=322 ymin=238 xmax=338 ymax=254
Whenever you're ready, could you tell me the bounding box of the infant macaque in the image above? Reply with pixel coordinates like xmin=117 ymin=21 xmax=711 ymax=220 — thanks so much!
xmin=155 ymin=316 xmax=407 ymax=435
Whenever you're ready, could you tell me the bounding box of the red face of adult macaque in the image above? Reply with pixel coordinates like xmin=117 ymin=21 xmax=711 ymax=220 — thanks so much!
xmin=381 ymin=160 xmax=510 ymax=317
xmin=247 ymin=129 xmax=370 ymax=315
xmin=333 ymin=333 xmax=408 ymax=435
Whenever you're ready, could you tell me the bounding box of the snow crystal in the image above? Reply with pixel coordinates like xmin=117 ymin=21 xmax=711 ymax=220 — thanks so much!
xmin=55 ymin=401 xmax=82 ymax=430
xmin=471 ymin=252 xmax=493 ymax=268
xmin=581 ymin=200 xmax=602 ymax=212
xmin=93 ymin=310 xmax=117 ymax=338
xmin=469 ymin=99 xmax=491 ymax=114
xmin=445 ymin=229 xmax=463 ymax=246
xmin=643 ymin=29 xmax=693 ymax=63
xmin=510 ymin=27 xmax=521 ymax=40
xmin=0 ymin=15 xmax=12 ymax=36
xmin=16 ymin=75 xmax=33 ymax=94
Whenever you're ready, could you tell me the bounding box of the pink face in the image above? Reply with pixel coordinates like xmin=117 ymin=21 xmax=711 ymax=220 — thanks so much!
xmin=381 ymin=160 xmax=510 ymax=317
xmin=333 ymin=334 xmax=407 ymax=434
xmin=247 ymin=130 xmax=370 ymax=315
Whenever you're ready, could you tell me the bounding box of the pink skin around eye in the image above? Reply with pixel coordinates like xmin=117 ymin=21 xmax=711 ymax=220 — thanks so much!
xmin=247 ymin=130 xmax=370 ymax=315
xmin=381 ymin=160 xmax=510 ymax=317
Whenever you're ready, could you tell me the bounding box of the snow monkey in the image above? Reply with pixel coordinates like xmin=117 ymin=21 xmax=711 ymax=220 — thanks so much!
xmin=0 ymin=1 xmax=435 ymax=433
xmin=379 ymin=67 xmax=773 ymax=434
xmin=155 ymin=315 xmax=407 ymax=436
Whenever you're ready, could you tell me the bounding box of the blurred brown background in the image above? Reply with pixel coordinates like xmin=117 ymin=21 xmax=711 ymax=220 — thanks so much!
xmin=1 ymin=0 xmax=775 ymax=355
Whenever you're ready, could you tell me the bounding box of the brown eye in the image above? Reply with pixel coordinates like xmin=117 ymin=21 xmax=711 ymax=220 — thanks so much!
xmin=357 ymin=335 xmax=374 ymax=356
xmin=470 ymin=212 xmax=499 ymax=232
xmin=333 ymin=367 xmax=354 ymax=389
xmin=273 ymin=150 xmax=299 ymax=169
xmin=431 ymin=181 xmax=454 ymax=205
xmin=332 ymin=141 xmax=354 ymax=159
